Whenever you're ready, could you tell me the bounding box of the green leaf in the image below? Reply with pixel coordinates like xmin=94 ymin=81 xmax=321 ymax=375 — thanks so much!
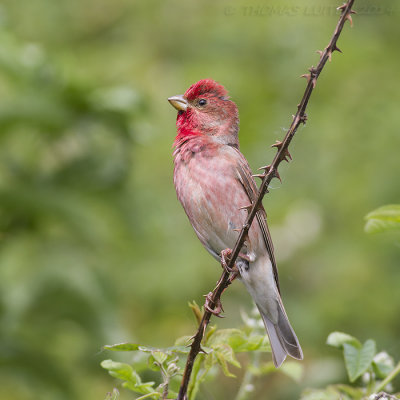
xmin=204 ymin=324 xmax=217 ymax=343
xmin=167 ymin=390 xmax=179 ymax=399
xmin=100 ymin=360 xmax=138 ymax=382
xmin=335 ymin=384 xmax=364 ymax=399
xmin=214 ymin=344 xmax=241 ymax=377
xmin=372 ymin=361 xmax=394 ymax=379
xmin=151 ymin=351 xmax=168 ymax=365
xmin=103 ymin=343 xmax=140 ymax=352
xmin=174 ymin=336 xmax=192 ymax=347
xmin=188 ymin=355 xmax=207 ymax=400
xmin=204 ymin=349 xmax=216 ymax=371
xmin=232 ymin=334 xmax=270 ymax=352
xmin=100 ymin=359 xmax=156 ymax=395
xmin=326 ymin=332 xmax=362 ymax=349
xmin=123 ymin=381 xmax=156 ymax=395
xmin=374 ymin=361 xmax=400 ymax=393
xmin=188 ymin=301 xmax=203 ymax=324
xmin=343 ymin=340 xmax=376 ymax=382
xmin=217 ymin=344 xmax=241 ymax=368
xmin=206 ymin=328 xmax=270 ymax=353
xmin=207 ymin=328 xmax=243 ymax=345
xmin=164 ymin=345 xmax=191 ymax=354
xmin=215 ymin=354 xmax=235 ymax=378
xmin=365 ymin=204 xmax=400 ymax=234
xmin=134 ymin=391 xmax=161 ymax=400
xmin=138 ymin=345 xmax=159 ymax=353
xmin=147 ymin=356 xmax=162 ymax=372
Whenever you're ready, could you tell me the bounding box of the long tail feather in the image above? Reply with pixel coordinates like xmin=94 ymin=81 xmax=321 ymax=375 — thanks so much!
xmin=257 ymin=300 xmax=303 ymax=367
xmin=238 ymin=256 xmax=303 ymax=367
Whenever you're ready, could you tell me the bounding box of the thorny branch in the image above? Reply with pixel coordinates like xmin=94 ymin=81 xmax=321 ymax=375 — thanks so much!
xmin=177 ymin=1 xmax=357 ymax=399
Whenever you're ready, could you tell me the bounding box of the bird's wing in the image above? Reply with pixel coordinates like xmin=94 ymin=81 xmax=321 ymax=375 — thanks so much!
xmin=234 ymin=149 xmax=280 ymax=293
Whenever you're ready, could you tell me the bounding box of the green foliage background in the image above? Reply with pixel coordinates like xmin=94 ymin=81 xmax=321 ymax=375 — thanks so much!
xmin=0 ymin=0 xmax=399 ymax=399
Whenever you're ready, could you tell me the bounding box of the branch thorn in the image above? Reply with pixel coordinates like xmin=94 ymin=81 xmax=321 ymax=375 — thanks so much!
xmin=283 ymin=149 xmax=292 ymax=162
xmin=258 ymin=164 xmax=271 ymax=172
xmin=239 ymin=204 xmax=253 ymax=212
xmin=271 ymin=140 xmax=283 ymax=149
xmin=199 ymin=346 xmax=209 ymax=354
xmin=346 ymin=14 xmax=353 ymax=27
xmin=312 ymin=78 xmax=317 ymax=88
xmin=333 ymin=44 xmax=342 ymax=53
xmin=274 ymin=169 xmax=282 ymax=183
xmin=252 ymin=173 xmax=266 ymax=180
xmin=301 ymin=73 xmax=311 ymax=83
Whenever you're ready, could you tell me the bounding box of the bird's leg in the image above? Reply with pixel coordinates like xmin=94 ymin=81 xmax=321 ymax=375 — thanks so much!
xmin=204 ymin=292 xmax=224 ymax=318
xmin=238 ymin=252 xmax=251 ymax=262
xmin=204 ymin=248 xmax=240 ymax=317
xmin=228 ymin=270 xmax=239 ymax=284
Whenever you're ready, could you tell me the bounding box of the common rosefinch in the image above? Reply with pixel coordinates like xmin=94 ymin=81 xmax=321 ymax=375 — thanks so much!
xmin=168 ymin=79 xmax=303 ymax=367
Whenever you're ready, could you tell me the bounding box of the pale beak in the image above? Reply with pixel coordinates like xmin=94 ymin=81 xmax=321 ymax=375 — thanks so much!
xmin=168 ymin=94 xmax=188 ymax=112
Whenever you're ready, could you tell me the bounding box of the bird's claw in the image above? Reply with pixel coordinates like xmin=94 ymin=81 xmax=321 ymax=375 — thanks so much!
xmin=220 ymin=248 xmax=240 ymax=283
xmin=204 ymin=292 xmax=224 ymax=318
xmin=228 ymin=266 xmax=239 ymax=283
xmin=220 ymin=249 xmax=235 ymax=273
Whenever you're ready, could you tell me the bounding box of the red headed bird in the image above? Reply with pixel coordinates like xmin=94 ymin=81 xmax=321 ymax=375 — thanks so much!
xmin=168 ymin=79 xmax=303 ymax=367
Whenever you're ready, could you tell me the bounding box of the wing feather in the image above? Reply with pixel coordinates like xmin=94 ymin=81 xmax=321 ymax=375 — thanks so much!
xmin=234 ymin=151 xmax=281 ymax=293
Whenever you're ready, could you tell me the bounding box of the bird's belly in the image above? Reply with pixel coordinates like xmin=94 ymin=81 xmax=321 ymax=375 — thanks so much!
xmin=174 ymin=156 xmax=254 ymax=258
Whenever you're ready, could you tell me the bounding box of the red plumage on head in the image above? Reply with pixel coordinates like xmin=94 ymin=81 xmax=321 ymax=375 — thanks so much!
xmin=184 ymin=79 xmax=228 ymax=101
xmin=173 ymin=79 xmax=237 ymax=145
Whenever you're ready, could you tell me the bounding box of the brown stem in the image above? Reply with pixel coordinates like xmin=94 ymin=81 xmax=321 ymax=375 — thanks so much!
xmin=177 ymin=2 xmax=356 ymax=399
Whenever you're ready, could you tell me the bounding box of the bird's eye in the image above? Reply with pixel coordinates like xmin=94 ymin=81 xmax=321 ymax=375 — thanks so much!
xmin=198 ymin=99 xmax=207 ymax=106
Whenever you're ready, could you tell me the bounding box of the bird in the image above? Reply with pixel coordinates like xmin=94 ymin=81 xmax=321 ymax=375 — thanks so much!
xmin=168 ymin=79 xmax=303 ymax=367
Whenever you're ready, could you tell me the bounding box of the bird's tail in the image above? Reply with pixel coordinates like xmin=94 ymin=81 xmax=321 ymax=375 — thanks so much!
xmin=238 ymin=256 xmax=303 ymax=367
xmin=257 ymin=298 xmax=303 ymax=367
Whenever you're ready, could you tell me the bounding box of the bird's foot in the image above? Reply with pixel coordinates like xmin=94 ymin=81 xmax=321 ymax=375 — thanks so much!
xmin=220 ymin=248 xmax=240 ymax=283
xmin=204 ymin=292 xmax=224 ymax=318
xmin=220 ymin=248 xmax=233 ymax=272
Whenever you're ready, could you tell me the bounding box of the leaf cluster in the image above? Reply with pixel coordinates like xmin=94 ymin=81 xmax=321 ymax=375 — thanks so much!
xmin=301 ymin=332 xmax=400 ymax=400
xmin=101 ymin=303 xmax=302 ymax=400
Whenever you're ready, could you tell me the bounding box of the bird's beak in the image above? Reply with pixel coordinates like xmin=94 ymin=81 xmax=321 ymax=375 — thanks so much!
xmin=168 ymin=95 xmax=188 ymax=112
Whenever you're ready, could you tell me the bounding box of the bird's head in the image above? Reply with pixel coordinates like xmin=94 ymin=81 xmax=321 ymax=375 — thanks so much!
xmin=168 ymin=79 xmax=239 ymax=146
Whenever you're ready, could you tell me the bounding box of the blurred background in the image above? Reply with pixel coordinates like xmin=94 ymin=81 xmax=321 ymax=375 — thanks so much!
xmin=0 ymin=0 xmax=399 ymax=399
